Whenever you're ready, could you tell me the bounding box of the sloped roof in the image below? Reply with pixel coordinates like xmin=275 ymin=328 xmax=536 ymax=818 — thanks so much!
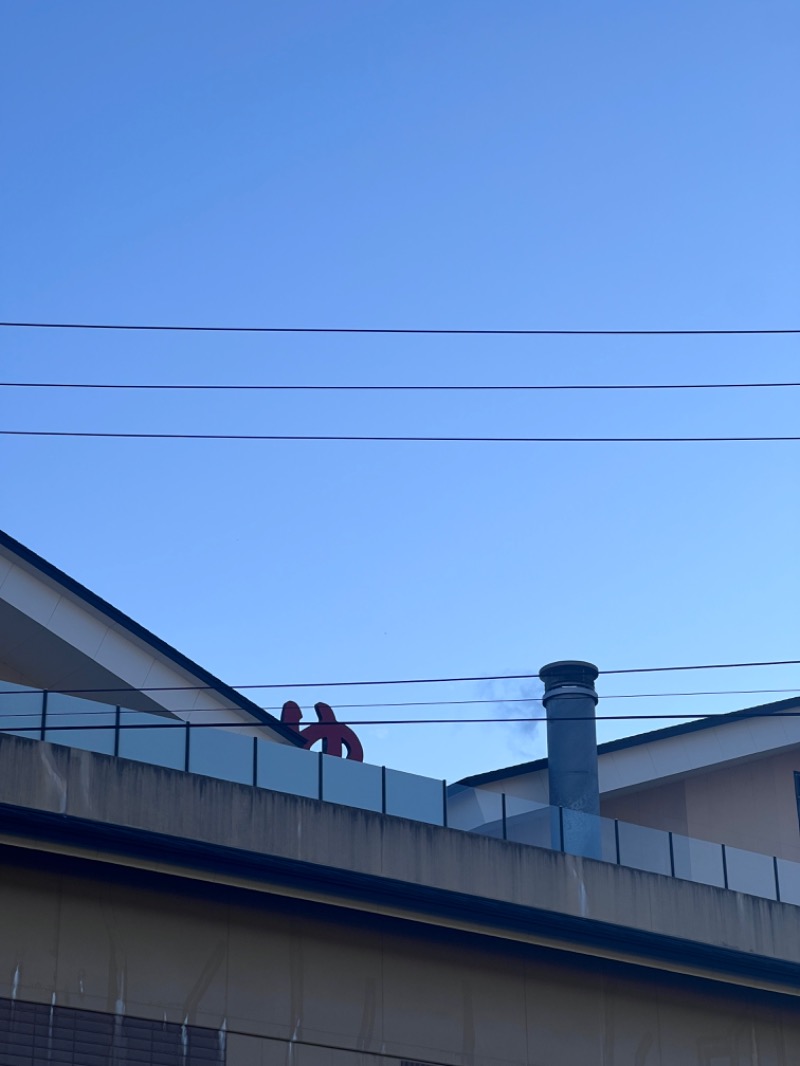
xmin=0 ymin=528 xmax=302 ymax=746
xmin=459 ymin=694 xmax=800 ymax=790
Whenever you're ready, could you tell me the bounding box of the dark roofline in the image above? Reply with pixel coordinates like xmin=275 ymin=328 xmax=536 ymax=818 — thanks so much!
xmin=458 ymin=694 xmax=800 ymax=788
xmin=0 ymin=528 xmax=303 ymax=746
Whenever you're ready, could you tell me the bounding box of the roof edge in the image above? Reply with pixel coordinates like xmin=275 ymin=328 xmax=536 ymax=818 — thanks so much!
xmin=0 ymin=528 xmax=303 ymax=746
xmin=458 ymin=695 xmax=800 ymax=788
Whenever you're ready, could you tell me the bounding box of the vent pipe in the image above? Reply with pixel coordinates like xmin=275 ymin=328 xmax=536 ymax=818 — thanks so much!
xmin=539 ymin=660 xmax=601 ymax=858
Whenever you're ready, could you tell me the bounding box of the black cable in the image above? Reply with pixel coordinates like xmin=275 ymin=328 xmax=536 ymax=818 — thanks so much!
xmin=603 ymin=659 xmax=800 ymax=675
xmin=5 ymin=710 xmax=800 ymax=730
xmin=4 ymin=688 xmax=799 ymax=713
xmin=3 ymin=430 xmax=800 ymax=443
xmin=1 ymin=661 xmax=798 ymax=696
xmin=2 ymin=321 xmax=799 ymax=335
xmin=3 ymin=380 xmax=799 ymax=392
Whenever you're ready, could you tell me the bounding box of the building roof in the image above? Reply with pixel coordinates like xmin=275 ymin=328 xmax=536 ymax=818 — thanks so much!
xmin=0 ymin=528 xmax=302 ymax=746
xmin=458 ymin=694 xmax=800 ymax=790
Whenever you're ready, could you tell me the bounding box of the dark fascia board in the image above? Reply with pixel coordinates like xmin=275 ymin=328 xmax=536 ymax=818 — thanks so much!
xmin=2 ymin=800 xmax=800 ymax=996
xmin=458 ymin=695 xmax=800 ymax=788
xmin=0 ymin=528 xmax=303 ymax=746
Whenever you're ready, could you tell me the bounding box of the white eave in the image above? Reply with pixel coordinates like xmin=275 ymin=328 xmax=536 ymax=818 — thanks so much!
xmin=0 ymin=530 xmax=300 ymax=746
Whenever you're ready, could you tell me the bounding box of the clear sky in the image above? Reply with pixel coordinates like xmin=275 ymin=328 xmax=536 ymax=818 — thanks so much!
xmin=2 ymin=2 xmax=799 ymax=783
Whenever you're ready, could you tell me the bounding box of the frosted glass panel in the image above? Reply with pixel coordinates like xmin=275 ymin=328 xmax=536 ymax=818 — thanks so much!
xmin=118 ymin=710 xmax=186 ymax=770
xmin=672 ymin=833 xmax=725 ymax=887
xmin=505 ymin=796 xmax=556 ymax=849
xmin=725 ymin=846 xmax=777 ymax=900
xmin=617 ymin=821 xmax=672 ymax=875
xmin=385 ymin=768 xmax=444 ymax=825
xmin=321 ymin=755 xmax=382 ymax=812
xmin=189 ymin=725 xmax=254 ymax=785
xmin=561 ymin=810 xmax=615 ymax=862
xmin=447 ymin=786 xmax=504 ymax=837
xmin=776 ymin=858 xmax=800 ymax=905
xmin=0 ymin=683 xmax=42 ymax=738
xmin=45 ymin=692 xmax=115 ymax=755
xmin=257 ymin=741 xmax=319 ymax=799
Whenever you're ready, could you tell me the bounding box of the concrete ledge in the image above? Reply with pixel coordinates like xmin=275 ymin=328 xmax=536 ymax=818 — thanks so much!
xmin=2 ymin=734 xmax=800 ymax=978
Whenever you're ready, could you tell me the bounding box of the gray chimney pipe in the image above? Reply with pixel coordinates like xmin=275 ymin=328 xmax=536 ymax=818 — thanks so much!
xmin=539 ymin=660 xmax=601 ymax=858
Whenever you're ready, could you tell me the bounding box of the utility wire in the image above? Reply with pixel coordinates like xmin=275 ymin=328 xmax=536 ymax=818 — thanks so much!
xmin=3 ymin=688 xmax=800 ymax=710
xmin=2 ymin=321 xmax=799 ymax=336
xmin=3 ymin=380 xmax=800 ymax=392
xmin=0 ymin=660 xmax=798 ymax=696
xmin=3 ymin=430 xmax=800 ymax=443
xmin=6 ymin=711 xmax=800 ymax=730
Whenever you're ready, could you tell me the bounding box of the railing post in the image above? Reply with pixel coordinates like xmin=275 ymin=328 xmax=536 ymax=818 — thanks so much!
xmin=501 ymin=793 xmax=507 ymax=841
xmin=40 ymin=691 xmax=48 ymax=741
xmin=722 ymin=844 xmax=729 ymax=889
xmin=381 ymin=765 xmax=387 ymax=814
xmin=668 ymin=831 xmax=675 ymax=877
xmin=114 ymin=707 xmax=120 ymax=758
xmin=558 ymin=804 xmax=565 ymax=852
xmin=252 ymin=737 xmax=258 ymax=787
xmin=184 ymin=722 xmax=191 ymax=773
xmin=318 ymin=751 xmax=323 ymax=800
xmin=614 ymin=819 xmax=621 ymax=864
xmin=442 ymin=781 xmax=448 ymax=828
xmin=774 ymin=855 xmax=781 ymax=902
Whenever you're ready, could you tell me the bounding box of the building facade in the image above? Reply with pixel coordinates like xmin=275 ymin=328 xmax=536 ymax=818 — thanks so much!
xmin=2 ymin=529 xmax=800 ymax=1065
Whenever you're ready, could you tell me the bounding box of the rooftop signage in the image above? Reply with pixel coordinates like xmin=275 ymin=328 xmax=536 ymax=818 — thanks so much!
xmin=280 ymin=700 xmax=364 ymax=761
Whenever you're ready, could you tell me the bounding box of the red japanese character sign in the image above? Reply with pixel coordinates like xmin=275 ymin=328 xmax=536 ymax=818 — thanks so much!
xmin=280 ymin=700 xmax=364 ymax=762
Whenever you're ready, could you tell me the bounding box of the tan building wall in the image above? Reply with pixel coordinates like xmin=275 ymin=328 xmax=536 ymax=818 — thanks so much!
xmin=3 ymin=848 xmax=800 ymax=1066
xmin=602 ymin=750 xmax=800 ymax=861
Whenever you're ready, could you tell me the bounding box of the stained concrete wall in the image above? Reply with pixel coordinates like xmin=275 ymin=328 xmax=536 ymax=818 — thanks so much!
xmin=3 ymin=733 xmax=800 ymax=1065
xmin=2 ymin=851 xmax=800 ymax=1066
xmin=3 ymin=733 xmax=800 ymax=970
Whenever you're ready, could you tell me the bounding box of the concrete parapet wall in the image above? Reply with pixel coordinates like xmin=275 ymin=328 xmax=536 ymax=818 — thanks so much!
xmin=1 ymin=734 xmax=800 ymax=973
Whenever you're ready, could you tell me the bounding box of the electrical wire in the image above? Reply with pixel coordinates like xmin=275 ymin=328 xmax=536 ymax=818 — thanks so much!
xmin=3 ymin=380 xmax=800 ymax=392
xmin=4 ymin=710 xmax=800 ymax=730
xmin=3 ymin=430 xmax=800 ymax=443
xmin=2 ymin=321 xmax=799 ymax=336
xmin=1 ymin=660 xmax=799 ymax=696
xmin=3 ymin=688 xmax=800 ymax=712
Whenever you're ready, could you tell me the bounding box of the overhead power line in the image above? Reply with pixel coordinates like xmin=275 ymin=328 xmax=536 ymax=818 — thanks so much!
xmin=5 ymin=710 xmax=800 ymax=730
xmin=2 ymin=321 xmax=799 ymax=336
xmin=4 ymin=688 xmax=799 ymax=719
xmin=2 ymin=380 xmax=800 ymax=392
xmin=3 ymin=430 xmax=800 ymax=443
xmin=1 ymin=660 xmax=799 ymax=698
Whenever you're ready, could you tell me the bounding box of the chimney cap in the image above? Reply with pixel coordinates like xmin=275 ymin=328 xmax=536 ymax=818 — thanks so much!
xmin=539 ymin=660 xmax=599 ymax=689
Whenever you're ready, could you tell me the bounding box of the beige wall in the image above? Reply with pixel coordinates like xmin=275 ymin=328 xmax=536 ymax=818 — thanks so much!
xmin=602 ymin=749 xmax=800 ymax=860
xmin=2 ymin=852 xmax=800 ymax=1066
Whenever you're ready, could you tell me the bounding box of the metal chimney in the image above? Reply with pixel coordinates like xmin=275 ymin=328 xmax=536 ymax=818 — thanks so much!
xmin=539 ymin=660 xmax=601 ymax=858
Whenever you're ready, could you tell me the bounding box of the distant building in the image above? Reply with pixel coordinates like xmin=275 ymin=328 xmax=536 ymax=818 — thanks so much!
xmin=2 ymin=528 xmax=800 ymax=1065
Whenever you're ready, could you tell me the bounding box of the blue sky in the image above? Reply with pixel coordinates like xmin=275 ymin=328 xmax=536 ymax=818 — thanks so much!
xmin=2 ymin=1 xmax=799 ymax=782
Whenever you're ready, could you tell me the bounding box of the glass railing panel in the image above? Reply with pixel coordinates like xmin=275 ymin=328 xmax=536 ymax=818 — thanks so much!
xmin=45 ymin=692 xmax=116 ymax=756
xmin=559 ymin=809 xmax=617 ymax=862
xmin=671 ymin=833 xmax=725 ymax=888
xmin=775 ymin=858 xmax=800 ymax=906
xmin=446 ymin=785 xmax=504 ymax=838
xmin=321 ymin=754 xmax=382 ymax=812
xmin=725 ymin=845 xmax=777 ymax=900
xmin=257 ymin=741 xmax=319 ymax=799
xmin=188 ymin=725 xmax=254 ymax=785
xmin=0 ymin=682 xmax=43 ymax=738
xmin=505 ymin=796 xmax=557 ymax=849
xmin=384 ymin=768 xmax=444 ymax=825
xmin=118 ymin=710 xmax=187 ymax=770
xmin=617 ymin=820 xmax=672 ymax=876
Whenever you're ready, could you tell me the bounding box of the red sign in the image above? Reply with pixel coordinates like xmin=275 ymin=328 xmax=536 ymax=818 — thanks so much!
xmin=281 ymin=701 xmax=364 ymax=762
